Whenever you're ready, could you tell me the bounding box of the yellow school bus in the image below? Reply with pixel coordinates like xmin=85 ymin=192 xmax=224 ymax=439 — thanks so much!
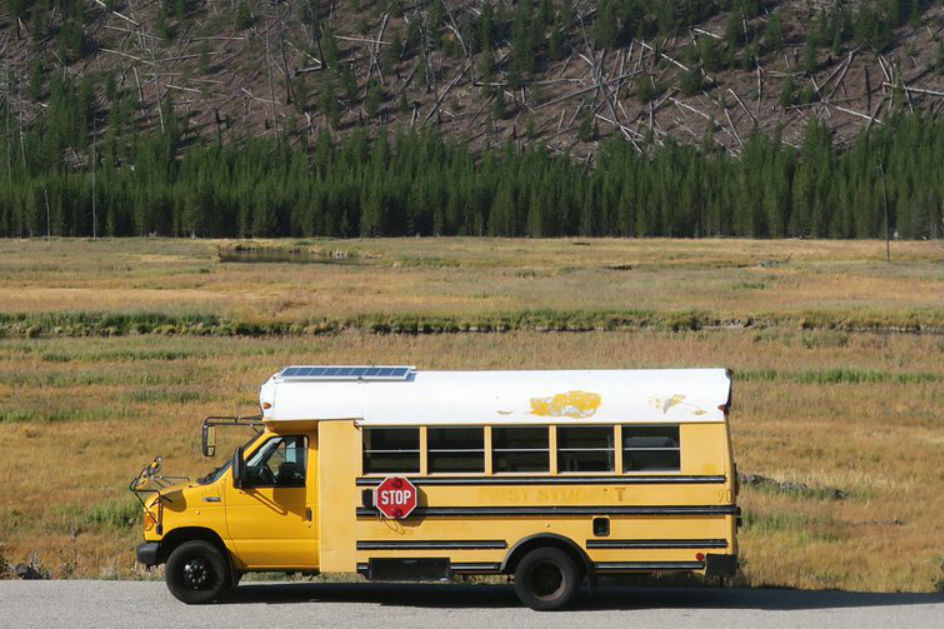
xmin=132 ymin=366 xmax=739 ymax=610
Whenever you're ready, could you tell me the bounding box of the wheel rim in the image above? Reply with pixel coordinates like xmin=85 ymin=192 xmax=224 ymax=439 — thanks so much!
xmin=527 ymin=560 xmax=565 ymax=600
xmin=181 ymin=556 xmax=214 ymax=590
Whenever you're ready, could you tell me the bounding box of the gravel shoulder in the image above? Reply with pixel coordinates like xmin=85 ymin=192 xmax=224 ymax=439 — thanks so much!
xmin=1 ymin=581 xmax=942 ymax=629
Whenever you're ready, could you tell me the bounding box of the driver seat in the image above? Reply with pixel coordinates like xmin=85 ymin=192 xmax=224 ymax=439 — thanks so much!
xmin=276 ymin=462 xmax=304 ymax=486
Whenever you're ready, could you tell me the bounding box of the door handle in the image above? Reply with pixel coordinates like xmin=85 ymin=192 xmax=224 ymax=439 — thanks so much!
xmin=306 ymin=507 xmax=313 ymax=522
xmin=203 ymin=496 xmax=221 ymax=503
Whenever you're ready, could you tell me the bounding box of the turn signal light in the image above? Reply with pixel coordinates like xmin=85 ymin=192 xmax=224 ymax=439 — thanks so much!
xmin=262 ymin=402 xmax=272 ymax=409
xmin=143 ymin=512 xmax=157 ymax=531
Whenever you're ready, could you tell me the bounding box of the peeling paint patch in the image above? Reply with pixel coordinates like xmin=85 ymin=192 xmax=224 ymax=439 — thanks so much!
xmin=650 ymin=394 xmax=708 ymax=417
xmin=530 ymin=390 xmax=602 ymax=418
xmin=662 ymin=394 xmax=685 ymax=413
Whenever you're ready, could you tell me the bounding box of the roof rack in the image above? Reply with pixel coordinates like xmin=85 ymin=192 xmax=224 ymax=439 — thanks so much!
xmin=278 ymin=365 xmax=415 ymax=381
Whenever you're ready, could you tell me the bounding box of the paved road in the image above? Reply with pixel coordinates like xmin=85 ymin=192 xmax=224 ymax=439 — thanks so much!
xmin=1 ymin=580 xmax=942 ymax=629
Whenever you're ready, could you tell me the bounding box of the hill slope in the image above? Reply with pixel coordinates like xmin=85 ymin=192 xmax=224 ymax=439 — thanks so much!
xmin=4 ymin=0 xmax=944 ymax=156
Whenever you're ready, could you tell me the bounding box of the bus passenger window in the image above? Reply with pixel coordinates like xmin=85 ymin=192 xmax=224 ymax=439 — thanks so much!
xmin=623 ymin=426 xmax=680 ymax=472
xmin=492 ymin=426 xmax=549 ymax=473
xmin=428 ymin=427 xmax=484 ymax=473
xmin=363 ymin=428 xmax=420 ymax=474
xmin=557 ymin=426 xmax=615 ymax=473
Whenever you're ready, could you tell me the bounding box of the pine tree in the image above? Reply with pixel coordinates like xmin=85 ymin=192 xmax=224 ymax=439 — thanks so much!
xmin=235 ymin=1 xmax=254 ymax=30
xmin=322 ymin=24 xmax=339 ymax=68
xmin=384 ymin=30 xmax=403 ymax=74
xmin=28 ymin=58 xmax=43 ymax=102
xmin=365 ymin=80 xmax=382 ymax=118
xmin=725 ymin=9 xmax=743 ymax=48
xmin=339 ymin=65 xmax=358 ymax=101
xmin=592 ymin=1 xmax=619 ymax=48
xmin=319 ymin=79 xmax=340 ymax=128
xmin=803 ymin=35 xmax=818 ymax=74
xmin=510 ymin=1 xmax=535 ymax=78
xmin=577 ymin=113 xmax=596 ymax=142
xmin=427 ymin=0 xmax=445 ymax=49
xmin=548 ymin=21 xmax=566 ymax=61
xmin=765 ymin=11 xmax=784 ymax=51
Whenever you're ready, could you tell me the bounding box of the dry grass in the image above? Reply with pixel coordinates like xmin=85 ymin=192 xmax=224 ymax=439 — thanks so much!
xmin=0 ymin=238 xmax=940 ymax=325
xmin=0 ymin=238 xmax=942 ymax=591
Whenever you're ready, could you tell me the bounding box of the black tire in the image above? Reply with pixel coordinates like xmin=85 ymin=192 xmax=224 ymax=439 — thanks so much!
xmin=513 ymin=547 xmax=580 ymax=611
xmin=165 ymin=540 xmax=231 ymax=604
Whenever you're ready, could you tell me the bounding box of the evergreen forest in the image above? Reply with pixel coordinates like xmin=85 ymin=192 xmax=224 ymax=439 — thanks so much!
xmin=1 ymin=99 xmax=942 ymax=239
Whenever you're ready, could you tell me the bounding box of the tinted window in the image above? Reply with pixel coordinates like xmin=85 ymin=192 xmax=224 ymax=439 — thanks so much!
xmin=492 ymin=426 xmax=549 ymax=473
xmin=623 ymin=426 xmax=681 ymax=472
xmin=558 ymin=426 xmax=614 ymax=472
xmin=363 ymin=428 xmax=420 ymax=474
xmin=428 ymin=427 xmax=484 ymax=473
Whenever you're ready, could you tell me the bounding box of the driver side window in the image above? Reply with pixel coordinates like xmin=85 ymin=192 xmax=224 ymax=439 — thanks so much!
xmin=245 ymin=436 xmax=307 ymax=487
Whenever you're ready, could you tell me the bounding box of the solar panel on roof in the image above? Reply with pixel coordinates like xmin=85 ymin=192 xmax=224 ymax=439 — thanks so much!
xmin=278 ymin=365 xmax=414 ymax=381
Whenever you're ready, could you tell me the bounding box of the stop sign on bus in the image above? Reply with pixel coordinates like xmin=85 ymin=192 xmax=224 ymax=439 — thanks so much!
xmin=373 ymin=476 xmax=418 ymax=519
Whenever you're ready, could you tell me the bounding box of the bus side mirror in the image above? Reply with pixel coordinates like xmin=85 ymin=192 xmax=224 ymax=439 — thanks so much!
xmin=232 ymin=446 xmax=246 ymax=489
xmin=202 ymin=425 xmax=217 ymax=457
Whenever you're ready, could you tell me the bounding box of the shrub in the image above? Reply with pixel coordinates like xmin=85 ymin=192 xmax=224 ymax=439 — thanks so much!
xmin=0 ymin=544 xmax=9 ymax=579
xmin=635 ymin=77 xmax=665 ymax=103
xmin=234 ymin=1 xmax=254 ymax=30
xmin=679 ymin=67 xmax=708 ymax=96
xmin=779 ymin=75 xmax=796 ymax=107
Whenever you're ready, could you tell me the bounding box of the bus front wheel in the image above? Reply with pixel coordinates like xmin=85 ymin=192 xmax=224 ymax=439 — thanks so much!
xmin=513 ymin=547 xmax=580 ymax=611
xmin=165 ymin=540 xmax=231 ymax=604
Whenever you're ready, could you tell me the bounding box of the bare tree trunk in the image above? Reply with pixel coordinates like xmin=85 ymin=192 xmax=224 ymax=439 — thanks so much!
xmin=4 ymin=63 xmax=12 ymax=179
xmin=17 ymin=71 xmax=26 ymax=171
xmin=91 ymin=112 xmax=97 ymax=240
xmin=276 ymin=1 xmax=293 ymax=104
xmin=264 ymin=32 xmax=278 ymax=138
xmin=44 ymin=188 xmax=51 ymax=241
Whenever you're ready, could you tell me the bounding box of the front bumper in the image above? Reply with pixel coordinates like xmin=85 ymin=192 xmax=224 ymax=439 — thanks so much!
xmin=136 ymin=542 xmax=161 ymax=568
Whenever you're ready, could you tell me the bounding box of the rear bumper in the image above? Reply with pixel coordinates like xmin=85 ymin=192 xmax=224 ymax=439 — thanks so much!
xmin=704 ymin=553 xmax=738 ymax=577
xmin=136 ymin=542 xmax=161 ymax=568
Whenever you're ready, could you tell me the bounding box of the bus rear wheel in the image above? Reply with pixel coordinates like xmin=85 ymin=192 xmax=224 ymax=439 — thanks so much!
xmin=165 ymin=540 xmax=231 ymax=604
xmin=513 ymin=547 xmax=580 ymax=611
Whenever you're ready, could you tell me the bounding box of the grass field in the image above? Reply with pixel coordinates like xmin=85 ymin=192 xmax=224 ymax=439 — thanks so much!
xmin=0 ymin=238 xmax=942 ymax=592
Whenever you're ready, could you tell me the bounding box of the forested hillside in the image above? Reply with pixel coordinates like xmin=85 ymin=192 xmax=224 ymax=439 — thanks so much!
xmin=1 ymin=0 xmax=944 ymax=238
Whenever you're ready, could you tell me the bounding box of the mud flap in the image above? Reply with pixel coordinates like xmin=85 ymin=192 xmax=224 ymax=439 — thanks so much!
xmin=705 ymin=553 xmax=738 ymax=577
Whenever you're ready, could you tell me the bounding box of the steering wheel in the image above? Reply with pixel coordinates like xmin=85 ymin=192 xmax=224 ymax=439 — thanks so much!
xmin=256 ymin=465 xmax=276 ymax=485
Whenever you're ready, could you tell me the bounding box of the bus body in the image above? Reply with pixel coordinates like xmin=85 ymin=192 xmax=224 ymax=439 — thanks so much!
xmin=134 ymin=367 xmax=739 ymax=610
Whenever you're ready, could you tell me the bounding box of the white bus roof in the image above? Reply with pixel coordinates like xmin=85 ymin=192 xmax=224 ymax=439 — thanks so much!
xmin=259 ymin=367 xmax=732 ymax=425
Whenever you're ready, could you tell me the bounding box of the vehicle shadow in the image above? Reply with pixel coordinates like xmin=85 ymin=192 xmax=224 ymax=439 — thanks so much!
xmin=220 ymin=582 xmax=944 ymax=611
